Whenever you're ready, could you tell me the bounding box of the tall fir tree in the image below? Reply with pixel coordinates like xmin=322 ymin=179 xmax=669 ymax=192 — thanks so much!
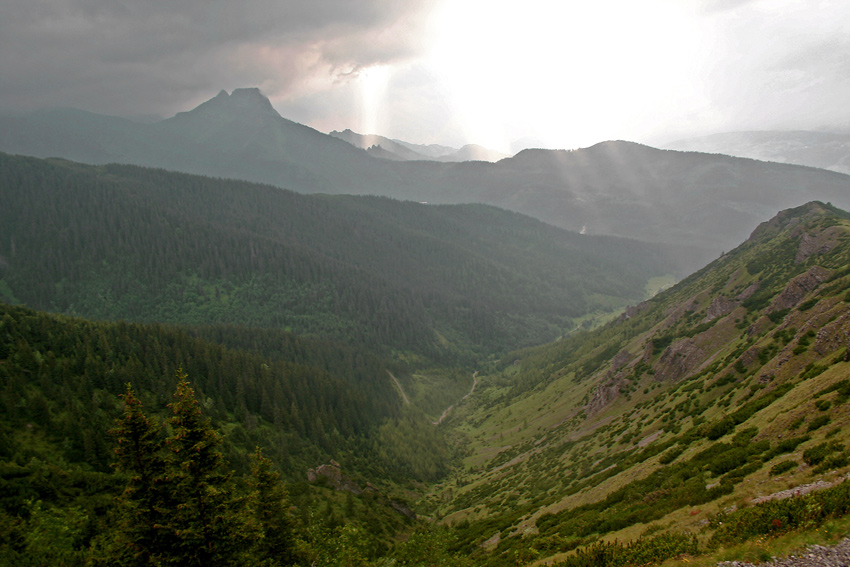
xmin=106 ymin=384 xmax=169 ymax=566
xmin=248 ymin=447 xmax=297 ymax=566
xmin=162 ymin=369 xmax=253 ymax=566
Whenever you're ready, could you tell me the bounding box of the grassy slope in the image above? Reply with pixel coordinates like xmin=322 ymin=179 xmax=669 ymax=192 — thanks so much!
xmin=432 ymin=202 xmax=850 ymax=565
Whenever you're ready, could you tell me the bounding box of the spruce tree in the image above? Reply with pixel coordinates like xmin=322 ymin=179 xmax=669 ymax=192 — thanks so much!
xmin=161 ymin=369 xmax=252 ymax=566
xmin=248 ymin=448 xmax=297 ymax=566
xmin=108 ymin=384 xmax=168 ymax=566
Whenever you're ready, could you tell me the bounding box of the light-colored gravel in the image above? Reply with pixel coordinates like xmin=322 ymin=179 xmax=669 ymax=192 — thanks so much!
xmin=717 ymin=538 xmax=850 ymax=567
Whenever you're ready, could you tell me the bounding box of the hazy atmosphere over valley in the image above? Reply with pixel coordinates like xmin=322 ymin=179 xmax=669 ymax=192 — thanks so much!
xmin=3 ymin=1 xmax=850 ymax=567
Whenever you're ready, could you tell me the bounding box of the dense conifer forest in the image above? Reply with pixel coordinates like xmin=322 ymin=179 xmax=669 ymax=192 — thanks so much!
xmin=0 ymin=153 xmax=677 ymax=362
xmin=0 ymin=304 xmax=458 ymax=565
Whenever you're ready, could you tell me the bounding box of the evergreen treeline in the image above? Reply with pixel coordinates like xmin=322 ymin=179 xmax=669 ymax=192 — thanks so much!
xmin=0 ymin=367 xmax=466 ymax=566
xmin=0 ymin=303 xmax=470 ymax=564
xmin=0 ymin=303 xmax=450 ymax=481
xmin=0 ymin=153 xmax=675 ymax=360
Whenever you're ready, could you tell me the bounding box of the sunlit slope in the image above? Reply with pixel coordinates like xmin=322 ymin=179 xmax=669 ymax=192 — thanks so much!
xmin=435 ymin=202 xmax=850 ymax=564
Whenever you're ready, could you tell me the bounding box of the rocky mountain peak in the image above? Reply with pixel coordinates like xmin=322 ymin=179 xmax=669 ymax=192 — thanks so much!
xmin=175 ymin=87 xmax=280 ymax=121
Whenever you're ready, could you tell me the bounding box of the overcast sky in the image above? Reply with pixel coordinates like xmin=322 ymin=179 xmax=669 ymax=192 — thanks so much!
xmin=2 ymin=0 xmax=849 ymax=152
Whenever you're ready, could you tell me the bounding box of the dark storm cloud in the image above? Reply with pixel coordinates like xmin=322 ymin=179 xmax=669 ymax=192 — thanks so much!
xmin=0 ymin=0 xmax=435 ymax=116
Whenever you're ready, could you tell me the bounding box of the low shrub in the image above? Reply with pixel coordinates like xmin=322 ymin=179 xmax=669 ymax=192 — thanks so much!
xmin=807 ymin=415 xmax=832 ymax=432
xmin=709 ymin=478 xmax=850 ymax=546
xmin=769 ymin=461 xmax=797 ymax=476
xmin=553 ymin=532 xmax=698 ymax=567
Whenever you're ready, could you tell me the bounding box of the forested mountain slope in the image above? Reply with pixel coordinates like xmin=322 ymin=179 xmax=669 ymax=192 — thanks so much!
xmin=433 ymin=202 xmax=850 ymax=565
xmin=0 ymin=303 xmax=453 ymax=565
xmin=0 ymin=152 xmax=676 ymax=360
xmin=0 ymin=303 xmax=414 ymax=478
xmin=2 ymin=89 xmax=849 ymax=264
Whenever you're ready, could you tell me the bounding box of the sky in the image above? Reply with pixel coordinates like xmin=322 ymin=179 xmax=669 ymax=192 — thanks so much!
xmin=2 ymin=0 xmax=850 ymax=153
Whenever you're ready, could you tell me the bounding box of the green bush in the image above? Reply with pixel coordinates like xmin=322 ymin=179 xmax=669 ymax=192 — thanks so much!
xmin=710 ymin=478 xmax=850 ymax=546
xmin=807 ymin=415 xmax=832 ymax=432
xmin=769 ymin=461 xmax=797 ymax=476
xmin=814 ymin=453 xmax=849 ymax=474
xmin=553 ymin=532 xmax=698 ymax=567
xmin=803 ymin=442 xmax=842 ymax=466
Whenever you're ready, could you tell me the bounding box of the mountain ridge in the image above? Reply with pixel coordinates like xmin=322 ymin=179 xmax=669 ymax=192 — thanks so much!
xmin=328 ymin=128 xmax=509 ymax=162
xmin=2 ymin=88 xmax=849 ymax=266
xmin=0 ymin=152 xmax=678 ymax=361
xmin=665 ymin=129 xmax=850 ymax=175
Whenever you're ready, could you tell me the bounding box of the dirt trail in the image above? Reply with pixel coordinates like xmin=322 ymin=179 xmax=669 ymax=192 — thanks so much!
xmin=387 ymin=371 xmax=410 ymax=405
xmin=433 ymin=371 xmax=478 ymax=425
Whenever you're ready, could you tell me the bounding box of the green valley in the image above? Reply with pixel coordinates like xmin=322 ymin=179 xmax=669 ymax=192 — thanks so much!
xmin=5 ymin=151 xmax=850 ymax=566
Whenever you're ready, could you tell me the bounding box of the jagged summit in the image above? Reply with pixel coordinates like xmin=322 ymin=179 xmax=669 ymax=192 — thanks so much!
xmin=173 ymin=87 xmax=281 ymax=120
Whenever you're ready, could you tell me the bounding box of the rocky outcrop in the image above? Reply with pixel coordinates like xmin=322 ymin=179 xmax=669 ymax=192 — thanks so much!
xmin=704 ymin=296 xmax=738 ymax=322
xmin=739 ymin=345 xmax=762 ymax=369
xmin=814 ymin=309 xmax=850 ymax=356
xmin=654 ymin=338 xmax=706 ymax=382
xmin=307 ymin=462 xmax=363 ymax=495
xmin=611 ymin=350 xmax=633 ymax=371
xmin=736 ymin=282 xmax=759 ymax=301
xmin=586 ymin=377 xmax=623 ymax=417
xmin=794 ymin=226 xmax=842 ymax=263
xmin=618 ymin=302 xmax=651 ymax=322
xmin=662 ymin=296 xmax=700 ymax=328
xmin=768 ymin=266 xmax=831 ymax=312
xmin=717 ymin=538 xmax=850 ymax=567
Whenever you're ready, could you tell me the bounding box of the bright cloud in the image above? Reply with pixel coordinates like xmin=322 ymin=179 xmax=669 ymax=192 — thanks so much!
xmin=1 ymin=0 xmax=849 ymax=151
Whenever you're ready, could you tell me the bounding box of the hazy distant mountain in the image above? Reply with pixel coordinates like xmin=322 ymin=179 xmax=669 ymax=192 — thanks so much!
xmin=390 ymin=138 xmax=457 ymax=158
xmin=2 ymin=88 xmax=849 ymax=269
xmin=329 ymin=128 xmax=509 ymax=162
xmin=509 ymin=136 xmax=557 ymax=153
xmin=329 ymin=129 xmax=429 ymax=160
xmin=445 ymin=143 xmax=509 ymax=162
xmin=665 ymin=130 xmax=850 ymax=175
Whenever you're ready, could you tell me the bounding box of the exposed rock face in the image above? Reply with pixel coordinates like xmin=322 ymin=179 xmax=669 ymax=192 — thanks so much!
xmin=704 ymin=296 xmax=738 ymax=322
xmin=618 ymin=302 xmax=651 ymax=322
xmin=307 ymin=463 xmax=363 ymax=495
xmin=654 ymin=338 xmax=706 ymax=382
xmin=769 ymin=266 xmax=831 ymax=311
xmin=794 ymin=226 xmax=842 ymax=263
xmin=736 ymin=282 xmax=760 ymax=301
xmin=717 ymin=537 xmax=850 ymax=567
xmin=739 ymin=346 xmax=761 ymax=368
xmin=586 ymin=377 xmax=623 ymax=417
xmin=814 ymin=308 xmax=850 ymax=356
xmin=662 ymin=296 xmax=700 ymax=328
xmin=611 ymin=350 xmax=633 ymax=371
